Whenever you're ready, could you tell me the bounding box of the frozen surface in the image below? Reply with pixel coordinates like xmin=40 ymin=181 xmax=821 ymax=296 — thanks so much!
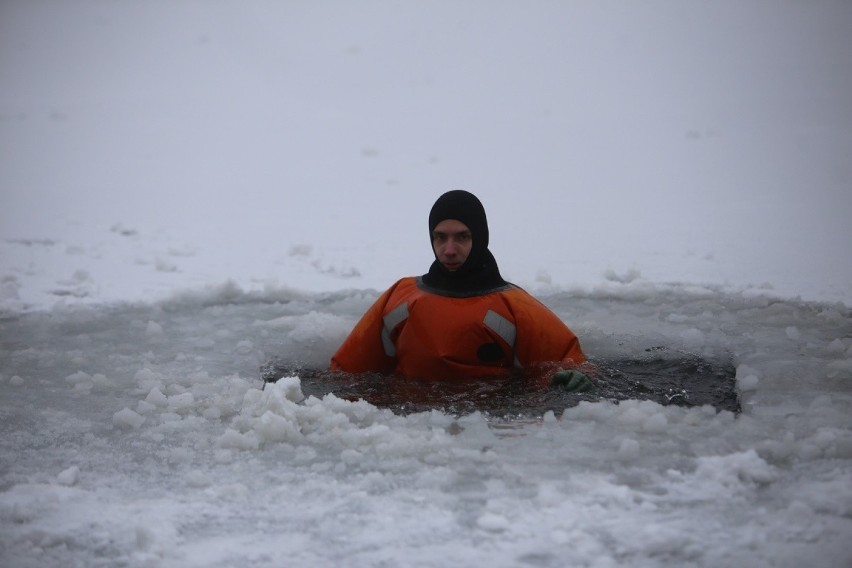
xmin=2 ymin=1 xmax=852 ymax=567
xmin=1 ymin=284 xmax=851 ymax=567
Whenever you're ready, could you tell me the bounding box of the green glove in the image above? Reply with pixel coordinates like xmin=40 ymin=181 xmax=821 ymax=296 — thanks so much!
xmin=550 ymin=370 xmax=593 ymax=393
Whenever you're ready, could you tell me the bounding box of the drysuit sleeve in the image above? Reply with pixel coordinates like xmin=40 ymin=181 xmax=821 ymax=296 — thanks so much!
xmin=509 ymin=291 xmax=586 ymax=369
xmin=329 ymin=284 xmax=398 ymax=374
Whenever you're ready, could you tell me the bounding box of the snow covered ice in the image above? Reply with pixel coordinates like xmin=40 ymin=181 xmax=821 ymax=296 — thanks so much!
xmin=2 ymin=1 xmax=852 ymax=567
xmin=2 ymin=283 xmax=852 ymax=567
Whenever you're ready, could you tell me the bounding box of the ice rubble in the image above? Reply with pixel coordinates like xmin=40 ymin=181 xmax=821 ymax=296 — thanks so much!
xmin=1 ymin=281 xmax=851 ymax=567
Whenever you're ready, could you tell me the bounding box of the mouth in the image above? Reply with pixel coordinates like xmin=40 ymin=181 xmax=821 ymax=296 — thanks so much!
xmin=443 ymin=262 xmax=462 ymax=271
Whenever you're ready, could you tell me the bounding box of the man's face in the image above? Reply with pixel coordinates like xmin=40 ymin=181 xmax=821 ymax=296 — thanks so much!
xmin=432 ymin=219 xmax=473 ymax=271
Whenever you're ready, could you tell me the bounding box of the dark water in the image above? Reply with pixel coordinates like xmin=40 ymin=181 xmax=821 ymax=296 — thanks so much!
xmin=261 ymin=347 xmax=739 ymax=417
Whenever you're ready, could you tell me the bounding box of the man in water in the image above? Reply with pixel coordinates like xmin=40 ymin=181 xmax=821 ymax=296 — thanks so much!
xmin=330 ymin=190 xmax=593 ymax=392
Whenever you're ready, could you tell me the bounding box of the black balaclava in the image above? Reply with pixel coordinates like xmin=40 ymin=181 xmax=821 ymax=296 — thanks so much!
xmin=420 ymin=190 xmax=508 ymax=296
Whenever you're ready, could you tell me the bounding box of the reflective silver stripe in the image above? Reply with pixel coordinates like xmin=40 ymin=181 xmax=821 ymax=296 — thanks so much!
xmin=483 ymin=310 xmax=516 ymax=350
xmin=381 ymin=303 xmax=410 ymax=357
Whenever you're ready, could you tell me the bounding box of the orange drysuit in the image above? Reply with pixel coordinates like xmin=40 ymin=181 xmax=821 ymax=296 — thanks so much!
xmin=330 ymin=277 xmax=585 ymax=380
